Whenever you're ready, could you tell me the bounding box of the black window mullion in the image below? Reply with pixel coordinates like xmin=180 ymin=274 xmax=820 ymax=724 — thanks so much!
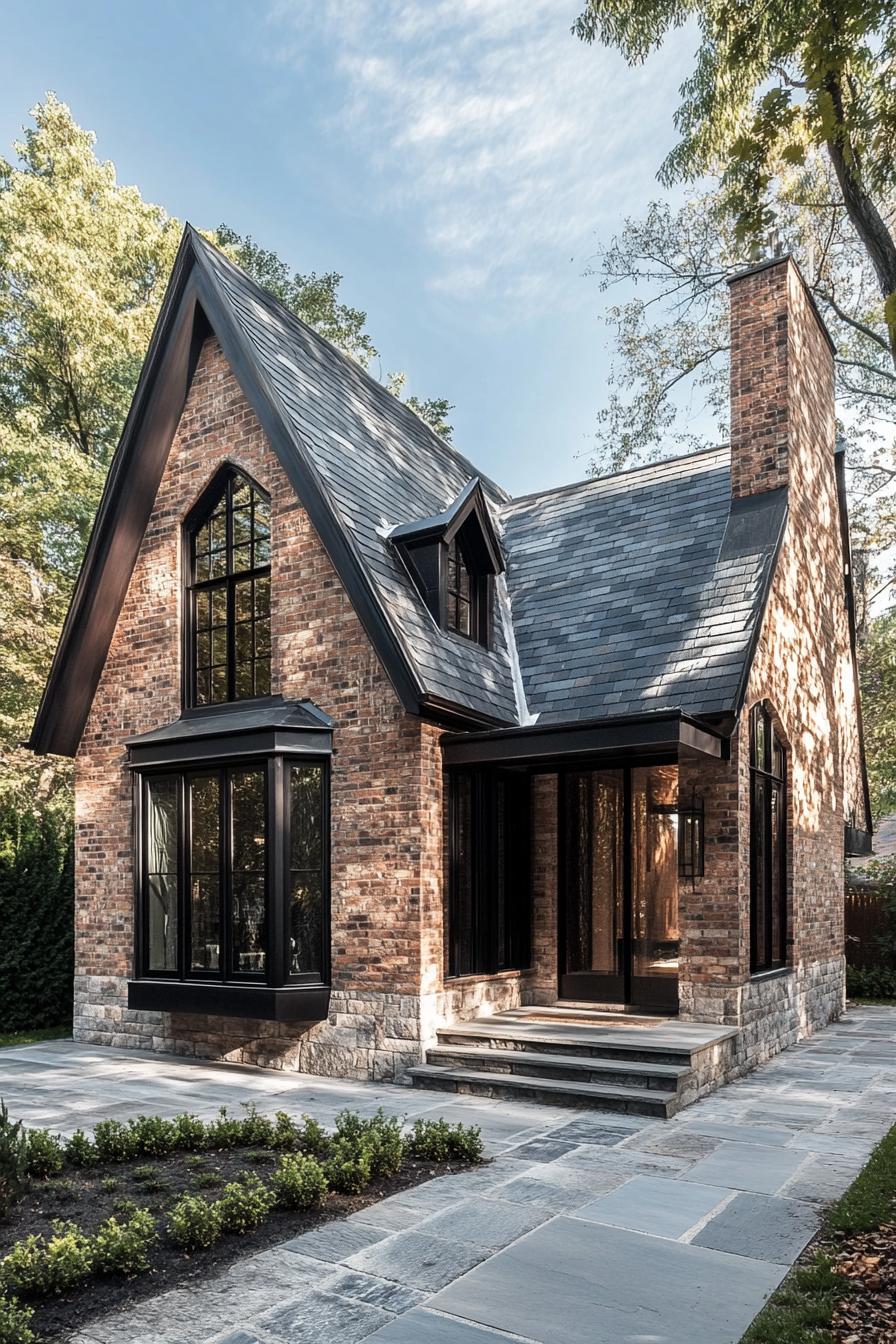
xmin=220 ymin=767 xmax=230 ymax=983
xmin=178 ymin=774 xmax=189 ymax=981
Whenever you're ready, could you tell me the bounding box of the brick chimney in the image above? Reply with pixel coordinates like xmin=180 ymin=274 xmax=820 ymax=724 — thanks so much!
xmin=727 ymin=256 xmax=836 ymax=501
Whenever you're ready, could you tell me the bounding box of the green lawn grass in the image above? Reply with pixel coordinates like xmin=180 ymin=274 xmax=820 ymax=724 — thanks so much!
xmin=741 ymin=1122 xmax=896 ymax=1343
xmin=0 ymin=1025 xmax=71 ymax=1049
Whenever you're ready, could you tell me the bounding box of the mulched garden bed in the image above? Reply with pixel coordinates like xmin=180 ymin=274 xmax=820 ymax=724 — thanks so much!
xmin=3 ymin=1149 xmax=476 ymax=1341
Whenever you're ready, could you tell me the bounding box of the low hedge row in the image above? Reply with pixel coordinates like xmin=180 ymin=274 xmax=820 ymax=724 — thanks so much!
xmin=846 ymin=964 xmax=896 ymax=1000
xmin=0 ymin=1105 xmax=484 ymax=1343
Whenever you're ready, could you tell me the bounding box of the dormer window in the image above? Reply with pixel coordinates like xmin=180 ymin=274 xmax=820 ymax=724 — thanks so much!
xmin=447 ymin=537 xmax=478 ymax=640
xmin=186 ymin=467 xmax=271 ymax=706
xmin=391 ymin=477 xmax=503 ymax=650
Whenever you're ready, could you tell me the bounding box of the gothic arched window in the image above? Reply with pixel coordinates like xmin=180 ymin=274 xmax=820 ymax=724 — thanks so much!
xmin=187 ymin=468 xmax=271 ymax=706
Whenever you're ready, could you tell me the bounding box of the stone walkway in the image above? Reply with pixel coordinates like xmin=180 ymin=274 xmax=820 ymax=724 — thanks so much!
xmin=1 ymin=1004 xmax=894 ymax=1344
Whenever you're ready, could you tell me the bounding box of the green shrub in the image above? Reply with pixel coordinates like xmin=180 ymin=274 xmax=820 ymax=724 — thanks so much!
xmin=847 ymin=964 xmax=896 ymax=1000
xmin=166 ymin=1194 xmax=223 ymax=1251
xmin=191 ymin=1171 xmax=222 ymax=1190
xmin=127 ymin=1115 xmax=177 ymax=1157
xmin=24 ymin=1129 xmax=64 ymax=1179
xmin=93 ymin=1120 xmax=135 ymax=1163
xmin=100 ymin=1178 xmax=120 ymax=1194
xmin=184 ymin=1155 xmax=206 ymax=1171
xmin=206 ymin=1107 xmax=243 ymax=1150
xmin=271 ymin=1154 xmax=328 ymax=1210
xmin=131 ymin=1164 xmax=157 ymax=1184
xmin=238 ymin=1104 xmax=275 ymax=1147
xmin=403 ymin=1118 xmax=484 ymax=1164
xmin=335 ymin=1109 xmax=403 ymax=1179
xmin=0 ymin=1103 xmax=29 ymax=1219
xmin=0 ymin=1222 xmax=93 ymax=1297
xmin=296 ymin=1114 xmax=327 ymax=1156
xmin=214 ymin=1173 xmax=275 ymax=1234
xmin=92 ymin=1208 xmax=157 ymax=1277
xmin=323 ymin=1137 xmax=372 ymax=1194
xmin=0 ymin=803 xmax=73 ymax=1035
xmin=172 ymin=1113 xmax=208 ymax=1152
xmin=271 ymin=1111 xmax=299 ymax=1150
xmin=0 ymin=1293 xmax=35 ymax=1344
xmin=64 ymin=1130 xmax=97 ymax=1167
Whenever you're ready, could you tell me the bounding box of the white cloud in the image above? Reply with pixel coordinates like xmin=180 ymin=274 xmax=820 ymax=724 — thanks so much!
xmin=265 ymin=0 xmax=694 ymax=314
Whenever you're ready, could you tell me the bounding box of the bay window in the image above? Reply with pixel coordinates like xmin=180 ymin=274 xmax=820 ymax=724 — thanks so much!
xmin=127 ymin=701 xmax=332 ymax=1021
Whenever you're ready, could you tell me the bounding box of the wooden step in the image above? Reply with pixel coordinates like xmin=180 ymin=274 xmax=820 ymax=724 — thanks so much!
xmin=426 ymin=1045 xmax=688 ymax=1091
xmin=408 ymin=1064 xmax=680 ymax=1117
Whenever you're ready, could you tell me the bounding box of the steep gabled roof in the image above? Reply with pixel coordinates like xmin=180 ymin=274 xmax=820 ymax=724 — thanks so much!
xmin=29 ymin=226 xmax=519 ymax=755
xmin=499 ymin=447 xmax=787 ymax=724
xmin=30 ymin=226 xmax=791 ymax=758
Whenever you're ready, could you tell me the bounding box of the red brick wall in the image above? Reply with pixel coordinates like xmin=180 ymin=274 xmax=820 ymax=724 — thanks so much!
xmin=680 ymin=257 xmax=865 ymax=1045
xmin=74 ymin=337 xmax=444 ymax=1072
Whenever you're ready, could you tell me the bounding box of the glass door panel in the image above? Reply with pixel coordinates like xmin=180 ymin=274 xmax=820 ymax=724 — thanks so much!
xmin=560 ymin=770 xmax=624 ymax=1001
xmin=631 ymin=765 xmax=679 ymax=1009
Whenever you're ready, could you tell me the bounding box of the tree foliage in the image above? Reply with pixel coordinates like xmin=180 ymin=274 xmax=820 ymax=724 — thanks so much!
xmin=575 ymin=2 xmax=896 ymax=354
xmin=0 ymin=94 xmax=449 ymax=808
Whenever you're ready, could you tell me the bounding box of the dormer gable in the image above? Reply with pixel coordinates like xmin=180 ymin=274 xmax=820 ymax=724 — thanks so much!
xmin=390 ymin=477 xmax=504 ymax=648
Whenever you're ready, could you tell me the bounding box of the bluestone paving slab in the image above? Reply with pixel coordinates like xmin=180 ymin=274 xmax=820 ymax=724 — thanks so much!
xmin=250 ymin=1287 xmax=392 ymax=1343
xmin=429 ymin=1217 xmax=787 ymax=1344
xmin=575 ymin=1175 xmax=729 ymax=1239
xmin=415 ymin=1196 xmax=550 ymax=1250
xmin=346 ymin=1230 xmax=491 ymax=1292
xmin=503 ymin=1136 xmax=579 ymax=1162
xmin=779 ymin=1157 xmax=863 ymax=1204
xmin=548 ymin=1117 xmax=635 ymax=1146
xmin=681 ymin=1120 xmax=798 ymax=1147
xmin=693 ymin=1192 xmax=821 ymax=1264
xmin=621 ymin=1127 xmax=720 ymax=1159
xmin=281 ymin=1221 xmax=389 ymax=1264
xmin=364 ymin=1309 xmax=524 ymax=1343
xmin=324 ymin=1269 xmax=427 ymax=1313
xmin=680 ymin=1142 xmax=807 ymax=1194
xmin=493 ymin=1174 xmax=607 ymax=1212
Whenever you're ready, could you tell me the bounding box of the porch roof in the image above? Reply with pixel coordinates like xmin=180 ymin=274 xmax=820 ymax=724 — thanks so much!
xmin=440 ymin=708 xmax=728 ymax=768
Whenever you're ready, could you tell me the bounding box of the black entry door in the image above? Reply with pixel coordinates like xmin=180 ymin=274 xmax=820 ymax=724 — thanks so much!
xmin=559 ymin=766 xmax=680 ymax=1011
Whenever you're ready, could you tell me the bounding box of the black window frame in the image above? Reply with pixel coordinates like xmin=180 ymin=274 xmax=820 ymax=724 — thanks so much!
xmin=447 ymin=767 xmax=531 ymax=977
xmin=134 ymin=753 xmax=331 ymax=994
xmin=184 ymin=466 xmax=272 ymax=710
xmin=749 ymin=703 xmax=788 ymax=975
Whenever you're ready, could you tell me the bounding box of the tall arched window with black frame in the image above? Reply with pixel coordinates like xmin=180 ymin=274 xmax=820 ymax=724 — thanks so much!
xmin=187 ymin=467 xmax=271 ymax=706
xmin=749 ymin=704 xmax=788 ymax=973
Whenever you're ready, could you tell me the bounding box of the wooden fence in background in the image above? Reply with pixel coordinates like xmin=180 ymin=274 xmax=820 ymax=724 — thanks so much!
xmin=845 ymin=886 xmax=891 ymax=967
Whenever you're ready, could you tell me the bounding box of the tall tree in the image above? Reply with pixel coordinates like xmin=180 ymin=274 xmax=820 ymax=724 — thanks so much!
xmin=575 ymin=2 xmax=896 ymax=354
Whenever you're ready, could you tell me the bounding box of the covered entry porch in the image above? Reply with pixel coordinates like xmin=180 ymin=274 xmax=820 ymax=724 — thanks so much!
xmin=441 ymin=710 xmax=729 ymax=1019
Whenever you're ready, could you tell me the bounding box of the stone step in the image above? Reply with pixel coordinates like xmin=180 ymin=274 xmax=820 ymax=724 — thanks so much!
xmin=436 ymin=1023 xmax=695 ymax=1068
xmin=426 ymin=1044 xmax=688 ymax=1091
xmin=408 ymin=1063 xmax=680 ymax=1117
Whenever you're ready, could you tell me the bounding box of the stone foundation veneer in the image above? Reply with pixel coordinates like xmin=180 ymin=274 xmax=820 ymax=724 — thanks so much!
xmin=74 ymin=976 xmax=427 ymax=1082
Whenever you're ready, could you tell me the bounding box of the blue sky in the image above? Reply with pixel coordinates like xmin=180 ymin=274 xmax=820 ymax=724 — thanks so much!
xmin=0 ymin=0 xmax=697 ymax=495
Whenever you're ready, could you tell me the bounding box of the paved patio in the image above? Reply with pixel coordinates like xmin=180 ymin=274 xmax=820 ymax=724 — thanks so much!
xmin=2 ymin=1004 xmax=894 ymax=1344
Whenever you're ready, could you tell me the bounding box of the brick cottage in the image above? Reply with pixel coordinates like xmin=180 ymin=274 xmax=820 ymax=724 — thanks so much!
xmin=29 ymin=228 xmax=871 ymax=1112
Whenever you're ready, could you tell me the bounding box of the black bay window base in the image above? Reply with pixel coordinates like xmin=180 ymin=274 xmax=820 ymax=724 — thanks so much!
xmin=127 ymin=979 xmax=331 ymax=1023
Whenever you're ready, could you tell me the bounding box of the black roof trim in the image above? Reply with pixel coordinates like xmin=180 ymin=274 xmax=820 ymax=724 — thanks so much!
xmin=390 ymin=476 xmax=504 ymax=575
xmin=441 ymin=708 xmax=727 ymax=767
xmin=505 ymin=443 xmax=729 ymax=509
xmin=125 ymin=697 xmax=332 ymax=746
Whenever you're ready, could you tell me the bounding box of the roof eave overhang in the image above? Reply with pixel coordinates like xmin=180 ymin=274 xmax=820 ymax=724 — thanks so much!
xmin=440 ymin=709 xmax=728 ymax=768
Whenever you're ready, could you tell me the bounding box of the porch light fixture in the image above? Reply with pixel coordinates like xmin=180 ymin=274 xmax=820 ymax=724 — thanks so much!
xmin=678 ymin=790 xmax=705 ymax=881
